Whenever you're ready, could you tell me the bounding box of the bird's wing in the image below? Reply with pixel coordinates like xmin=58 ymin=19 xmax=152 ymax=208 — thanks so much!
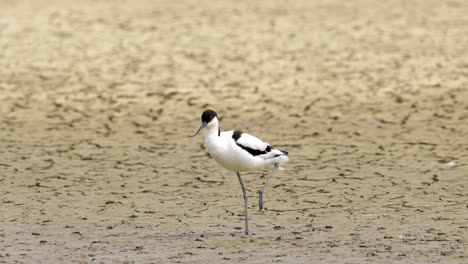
xmin=232 ymin=131 xmax=272 ymax=156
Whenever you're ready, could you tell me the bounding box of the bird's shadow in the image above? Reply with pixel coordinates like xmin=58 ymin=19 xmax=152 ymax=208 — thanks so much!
xmin=143 ymin=231 xmax=247 ymax=240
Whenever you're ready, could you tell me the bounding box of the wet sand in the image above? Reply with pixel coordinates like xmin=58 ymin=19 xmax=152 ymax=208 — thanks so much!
xmin=0 ymin=0 xmax=467 ymax=263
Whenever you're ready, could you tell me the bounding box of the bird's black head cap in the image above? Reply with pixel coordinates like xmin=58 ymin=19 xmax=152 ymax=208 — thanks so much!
xmin=201 ymin=109 xmax=218 ymax=123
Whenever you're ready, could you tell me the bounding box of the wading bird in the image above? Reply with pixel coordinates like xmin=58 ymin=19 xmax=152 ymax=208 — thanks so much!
xmin=193 ymin=110 xmax=289 ymax=235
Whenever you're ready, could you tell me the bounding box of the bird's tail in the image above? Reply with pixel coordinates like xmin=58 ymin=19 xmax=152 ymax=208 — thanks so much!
xmin=266 ymin=149 xmax=289 ymax=170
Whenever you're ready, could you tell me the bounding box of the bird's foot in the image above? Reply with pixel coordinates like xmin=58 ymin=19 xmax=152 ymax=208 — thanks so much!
xmin=231 ymin=231 xmax=249 ymax=237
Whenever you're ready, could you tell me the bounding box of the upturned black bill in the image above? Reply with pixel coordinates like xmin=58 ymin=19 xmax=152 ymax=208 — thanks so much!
xmin=192 ymin=122 xmax=207 ymax=136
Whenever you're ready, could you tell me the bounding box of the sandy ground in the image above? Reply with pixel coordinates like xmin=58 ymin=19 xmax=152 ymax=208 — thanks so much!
xmin=0 ymin=0 xmax=467 ymax=263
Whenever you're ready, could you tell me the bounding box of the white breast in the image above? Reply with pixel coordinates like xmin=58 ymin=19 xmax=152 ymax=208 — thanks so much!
xmin=206 ymin=131 xmax=266 ymax=172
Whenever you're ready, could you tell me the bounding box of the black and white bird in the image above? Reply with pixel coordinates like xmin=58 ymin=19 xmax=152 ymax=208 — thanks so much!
xmin=193 ymin=109 xmax=289 ymax=235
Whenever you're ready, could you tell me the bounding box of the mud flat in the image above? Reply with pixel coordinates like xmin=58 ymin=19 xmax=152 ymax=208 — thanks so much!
xmin=0 ymin=0 xmax=467 ymax=263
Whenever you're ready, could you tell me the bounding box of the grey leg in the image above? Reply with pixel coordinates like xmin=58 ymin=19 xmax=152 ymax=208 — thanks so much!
xmin=259 ymin=163 xmax=279 ymax=211
xmin=235 ymin=172 xmax=249 ymax=235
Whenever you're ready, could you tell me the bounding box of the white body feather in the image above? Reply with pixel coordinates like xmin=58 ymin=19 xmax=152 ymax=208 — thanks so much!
xmin=204 ymin=118 xmax=289 ymax=172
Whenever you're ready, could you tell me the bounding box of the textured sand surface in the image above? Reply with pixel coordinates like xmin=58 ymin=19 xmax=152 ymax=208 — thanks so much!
xmin=0 ymin=0 xmax=467 ymax=263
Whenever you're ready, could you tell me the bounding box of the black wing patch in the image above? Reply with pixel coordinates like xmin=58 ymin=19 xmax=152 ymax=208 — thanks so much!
xmin=232 ymin=131 xmax=243 ymax=141
xmin=238 ymin=144 xmax=271 ymax=156
xmin=232 ymin=131 xmax=272 ymax=156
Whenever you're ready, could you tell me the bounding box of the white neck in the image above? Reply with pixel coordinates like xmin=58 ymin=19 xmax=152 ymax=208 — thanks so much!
xmin=204 ymin=117 xmax=220 ymax=145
